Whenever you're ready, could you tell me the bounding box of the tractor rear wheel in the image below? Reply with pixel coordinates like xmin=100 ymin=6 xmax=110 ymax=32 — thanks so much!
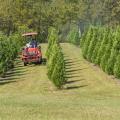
xmin=38 ymin=57 xmax=42 ymax=64
xmin=24 ymin=62 xmax=27 ymax=66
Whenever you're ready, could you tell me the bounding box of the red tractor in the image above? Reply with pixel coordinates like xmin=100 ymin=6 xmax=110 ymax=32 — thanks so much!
xmin=21 ymin=32 xmax=42 ymax=66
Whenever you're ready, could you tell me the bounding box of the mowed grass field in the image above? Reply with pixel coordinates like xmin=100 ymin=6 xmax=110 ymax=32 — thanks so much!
xmin=0 ymin=43 xmax=120 ymax=120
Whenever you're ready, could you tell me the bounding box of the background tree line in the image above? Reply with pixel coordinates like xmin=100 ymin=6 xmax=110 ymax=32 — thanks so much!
xmin=0 ymin=0 xmax=119 ymax=41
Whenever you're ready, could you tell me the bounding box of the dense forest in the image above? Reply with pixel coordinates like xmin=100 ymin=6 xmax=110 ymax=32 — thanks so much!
xmin=0 ymin=0 xmax=120 ymax=39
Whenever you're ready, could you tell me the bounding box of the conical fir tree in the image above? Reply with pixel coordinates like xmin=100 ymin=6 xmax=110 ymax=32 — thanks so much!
xmin=87 ymin=27 xmax=98 ymax=62
xmin=105 ymin=29 xmax=120 ymax=75
xmin=114 ymin=53 xmax=120 ymax=78
xmin=91 ymin=27 xmax=103 ymax=63
xmin=95 ymin=28 xmax=110 ymax=65
xmin=80 ymin=30 xmax=87 ymax=48
xmin=82 ymin=27 xmax=93 ymax=59
xmin=100 ymin=29 xmax=113 ymax=71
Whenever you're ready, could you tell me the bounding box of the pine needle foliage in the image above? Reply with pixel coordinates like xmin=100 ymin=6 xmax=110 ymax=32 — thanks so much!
xmin=0 ymin=33 xmax=23 ymax=77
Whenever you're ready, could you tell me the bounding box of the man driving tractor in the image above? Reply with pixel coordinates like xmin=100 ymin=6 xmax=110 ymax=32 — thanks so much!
xmin=26 ymin=35 xmax=38 ymax=48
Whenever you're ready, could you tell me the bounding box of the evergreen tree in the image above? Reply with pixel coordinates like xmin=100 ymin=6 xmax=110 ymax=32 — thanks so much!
xmin=87 ymin=27 xmax=98 ymax=61
xmin=91 ymin=27 xmax=103 ymax=63
xmin=80 ymin=30 xmax=87 ymax=48
xmin=114 ymin=54 xmax=120 ymax=78
xmin=95 ymin=28 xmax=110 ymax=65
xmin=100 ymin=29 xmax=113 ymax=71
xmin=82 ymin=27 xmax=93 ymax=59
xmin=106 ymin=28 xmax=120 ymax=75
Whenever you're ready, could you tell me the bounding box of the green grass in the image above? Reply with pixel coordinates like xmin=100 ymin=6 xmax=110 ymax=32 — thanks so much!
xmin=0 ymin=43 xmax=120 ymax=120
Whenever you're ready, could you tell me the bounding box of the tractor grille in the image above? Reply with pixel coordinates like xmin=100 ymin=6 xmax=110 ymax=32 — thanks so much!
xmin=28 ymin=51 xmax=37 ymax=56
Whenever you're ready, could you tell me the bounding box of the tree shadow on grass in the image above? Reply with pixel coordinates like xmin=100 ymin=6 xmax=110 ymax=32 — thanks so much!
xmin=65 ymin=63 xmax=82 ymax=67
xmin=0 ymin=75 xmax=24 ymax=86
xmin=15 ymin=64 xmax=25 ymax=68
xmin=66 ymin=68 xmax=88 ymax=73
xmin=0 ymin=80 xmax=17 ymax=85
xmin=3 ymin=68 xmax=27 ymax=78
xmin=64 ymin=53 xmax=88 ymax=90
xmin=0 ymin=63 xmax=26 ymax=85
xmin=5 ymin=73 xmax=26 ymax=78
xmin=66 ymin=85 xmax=88 ymax=90
xmin=6 ymin=70 xmax=27 ymax=75
xmin=66 ymin=79 xmax=85 ymax=84
xmin=13 ymin=64 xmax=26 ymax=71
xmin=0 ymin=77 xmax=19 ymax=81
xmin=65 ymin=75 xmax=82 ymax=79
xmin=65 ymin=60 xmax=81 ymax=64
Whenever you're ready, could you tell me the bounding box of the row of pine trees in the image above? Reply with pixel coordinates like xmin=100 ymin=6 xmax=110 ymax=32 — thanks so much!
xmin=80 ymin=26 xmax=120 ymax=78
xmin=0 ymin=33 xmax=23 ymax=77
xmin=46 ymin=27 xmax=66 ymax=89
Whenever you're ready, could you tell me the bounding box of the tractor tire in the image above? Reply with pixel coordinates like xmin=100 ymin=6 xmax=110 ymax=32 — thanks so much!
xmin=38 ymin=57 xmax=42 ymax=64
xmin=24 ymin=62 xmax=27 ymax=66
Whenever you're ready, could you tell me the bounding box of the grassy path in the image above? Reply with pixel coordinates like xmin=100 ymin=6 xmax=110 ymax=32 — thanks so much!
xmin=0 ymin=43 xmax=120 ymax=120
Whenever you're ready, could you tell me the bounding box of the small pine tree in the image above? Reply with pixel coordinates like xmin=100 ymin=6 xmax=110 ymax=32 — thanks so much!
xmin=87 ymin=27 xmax=98 ymax=61
xmin=46 ymin=28 xmax=58 ymax=60
xmin=47 ymin=44 xmax=59 ymax=79
xmin=0 ymin=33 xmax=22 ymax=76
xmin=67 ymin=28 xmax=80 ymax=45
xmin=100 ymin=29 xmax=113 ymax=71
xmin=82 ymin=27 xmax=94 ymax=59
xmin=51 ymin=48 xmax=66 ymax=89
xmin=95 ymin=28 xmax=110 ymax=65
xmin=91 ymin=28 xmax=103 ymax=63
xmin=80 ymin=30 xmax=87 ymax=48
xmin=74 ymin=31 xmax=80 ymax=45
xmin=114 ymin=54 xmax=120 ymax=78
xmin=105 ymin=30 xmax=119 ymax=74
xmin=46 ymin=27 xmax=66 ymax=89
